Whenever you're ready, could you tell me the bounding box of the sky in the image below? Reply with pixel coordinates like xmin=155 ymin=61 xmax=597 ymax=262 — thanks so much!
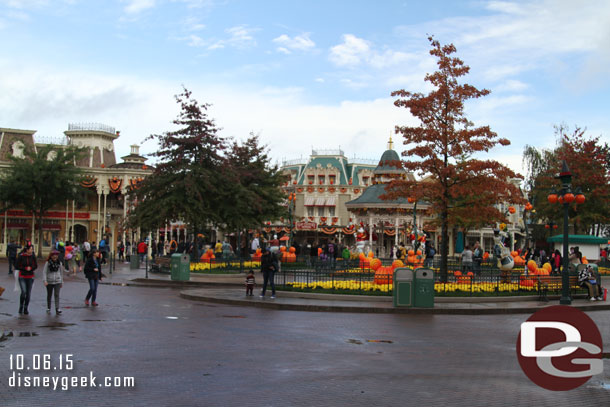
xmin=1 ymin=0 xmax=609 ymax=177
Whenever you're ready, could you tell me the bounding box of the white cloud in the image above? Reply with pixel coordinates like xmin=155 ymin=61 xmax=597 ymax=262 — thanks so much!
xmin=123 ymin=0 xmax=155 ymax=14
xmin=329 ymin=34 xmax=371 ymax=67
xmin=0 ymin=60 xmax=418 ymax=170
xmin=171 ymin=0 xmax=215 ymax=8
xmin=183 ymin=16 xmax=205 ymax=32
xmin=495 ymin=79 xmax=528 ymax=92
xmin=185 ymin=34 xmax=205 ymax=47
xmin=0 ymin=0 xmax=48 ymax=9
xmin=208 ymin=25 xmax=257 ymax=50
xmin=272 ymin=33 xmax=315 ymax=54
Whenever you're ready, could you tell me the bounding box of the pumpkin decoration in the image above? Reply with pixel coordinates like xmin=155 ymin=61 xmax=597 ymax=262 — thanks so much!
xmin=374 ymin=266 xmax=393 ymax=285
xmin=391 ymin=260 xmax=404 ymax=269
xmin=281 ymin=247 xmax=297 ymax=263
xmin=200 ymin=249 xmax=216 ymax=261
xmin=252 ymin=248 xmax=262 ymax=261
xmin=369 ymin=258 xmax=382 ymax=271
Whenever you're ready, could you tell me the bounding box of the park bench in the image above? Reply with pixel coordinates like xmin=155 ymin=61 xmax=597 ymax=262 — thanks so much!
xmin=151 ymin=256 xmax=171 ymax=274
xmin=536 ymin=270 xmax=600 ymax=301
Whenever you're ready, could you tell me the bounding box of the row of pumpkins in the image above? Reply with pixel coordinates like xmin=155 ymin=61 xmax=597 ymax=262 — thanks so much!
xmin=200 ymin=247 xmax=299 ymax=262
xmin=510 ymin=250 xmax=588 ymax=266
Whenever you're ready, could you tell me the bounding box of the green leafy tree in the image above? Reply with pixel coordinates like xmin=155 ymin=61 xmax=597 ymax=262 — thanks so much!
xmin=385 ymin=37 xmax=524 ymax=282
xmin=0 ymin=144 xmax=85 ymax=258
xmin=128 ymin=88 xmax=226 ymax=245
xmin=222 ymin=134 xmax=288 ymax=254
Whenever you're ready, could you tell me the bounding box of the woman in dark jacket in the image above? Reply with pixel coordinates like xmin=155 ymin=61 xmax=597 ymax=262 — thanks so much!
xmin=259 ymin=247 xmax=278 ymax=299
xmin=84 ymin=249 xmax=102 ymax=306
xmin=16 ymin=245 xmax=37 ymax=315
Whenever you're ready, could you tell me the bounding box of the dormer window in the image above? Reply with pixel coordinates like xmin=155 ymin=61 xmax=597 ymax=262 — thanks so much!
xmin=329 ymin=174 xmax=336 ymax=185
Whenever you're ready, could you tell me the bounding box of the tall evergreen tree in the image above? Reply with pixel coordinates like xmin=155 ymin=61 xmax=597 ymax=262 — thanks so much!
xmin=0 ymin=144 xmax=85 ymax=258
xmin=128 ymin=88 xmax=226 ymax=238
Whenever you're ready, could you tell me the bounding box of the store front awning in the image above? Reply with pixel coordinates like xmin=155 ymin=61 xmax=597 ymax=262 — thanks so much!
xmin=315 ymin=197 xmax=326 ymax=206
xmin=325 ymin=197 xmax=336 ymax=206
xmin=304 ymin=197 xmax=315 ymax=206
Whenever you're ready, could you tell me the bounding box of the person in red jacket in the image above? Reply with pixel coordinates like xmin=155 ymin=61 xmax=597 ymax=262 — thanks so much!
xmin=137 ymin=240 xmax=148 ymax=263
xmin=16 ymin=245 xmax=38 ymax=315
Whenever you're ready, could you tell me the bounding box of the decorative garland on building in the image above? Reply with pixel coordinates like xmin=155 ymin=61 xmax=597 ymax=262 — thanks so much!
xmin=108 ymin=177 xmax=123 ymax=193
xmin=80 ymin=176 xmax=97 ymax=188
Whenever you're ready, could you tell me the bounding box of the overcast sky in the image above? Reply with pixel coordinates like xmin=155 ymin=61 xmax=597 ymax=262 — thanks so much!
xmin=1 ymin=0 xmax=609 ymax=176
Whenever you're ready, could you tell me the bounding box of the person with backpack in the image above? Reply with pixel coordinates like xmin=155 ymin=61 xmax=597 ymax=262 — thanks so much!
xmin=6 ymin=239 xmax=21 ymax=275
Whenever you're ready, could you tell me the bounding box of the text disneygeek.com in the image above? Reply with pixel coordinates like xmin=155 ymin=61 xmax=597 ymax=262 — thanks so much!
xmin=6 ymin=354 xmax=135 ymax=391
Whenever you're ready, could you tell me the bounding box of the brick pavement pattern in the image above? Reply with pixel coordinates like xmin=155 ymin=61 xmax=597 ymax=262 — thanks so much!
xmin=0 ymin=262 xmax=608 ymax=406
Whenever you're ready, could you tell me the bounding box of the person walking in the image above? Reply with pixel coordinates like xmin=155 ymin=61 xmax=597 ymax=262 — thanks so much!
xmin=84 ymin=249 xmax=102 ymax=306
xmin=42 ymin=249 xmax=64 ymax=314
xmin=16 ymin=244 xmax=37 ymax=315
xmin=6 ymin=239 xmax=21 ymax=275
xmin=260 ymin=247 xmax=278 ymax=299
xmin=82 ymin=239 xmax=91 ymax=261
xmin=137 ymin=240 xmax=148 ymax=263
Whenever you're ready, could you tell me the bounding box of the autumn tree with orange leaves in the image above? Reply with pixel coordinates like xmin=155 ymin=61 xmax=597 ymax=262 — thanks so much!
xmin=385 ymin=37 xmax=524 ymax=282
xmin=523 ymin=125 xmax=610 ymax=236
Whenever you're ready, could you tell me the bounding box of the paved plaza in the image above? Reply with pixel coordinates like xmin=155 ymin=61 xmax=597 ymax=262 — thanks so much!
xmin=0 ymin=262 xmax=608 ymax=406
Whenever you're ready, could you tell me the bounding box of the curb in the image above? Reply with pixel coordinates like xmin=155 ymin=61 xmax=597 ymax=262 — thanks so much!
xmin=179 ymin=290 xmax=610 ymax=315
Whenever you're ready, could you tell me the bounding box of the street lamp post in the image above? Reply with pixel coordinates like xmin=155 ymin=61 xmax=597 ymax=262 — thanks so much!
xmin=287 ymin=192 xmax=296 ymax=248
xmin=547 ymin=161 xmax=586 ymax=305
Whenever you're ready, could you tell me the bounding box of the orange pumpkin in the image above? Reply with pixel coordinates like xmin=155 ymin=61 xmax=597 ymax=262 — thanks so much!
xmin=370 ymin=258 xmax=382 ymax=271
xmin=391 ymin=260 xmax=404 ymax=269
xmin=374 ymin=266 xmax=393 ymax=285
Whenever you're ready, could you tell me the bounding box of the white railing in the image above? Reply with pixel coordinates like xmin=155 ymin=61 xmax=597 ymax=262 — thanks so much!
xmin=282 ymin=158 xmax=307 ymax=166
xmin=68 ymin=123 xmax=116 ymax=134
xmin=312 ymin=148 xmax=344 ymax=156
xmin=351 ymin=157 xmax=378 ymax=166
xmin=34 ymin=136 xmax=69 ymax=145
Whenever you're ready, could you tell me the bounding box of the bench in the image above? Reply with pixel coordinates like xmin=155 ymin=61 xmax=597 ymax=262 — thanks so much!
xmin=151 ymin=256 xmax=171 ymax=274
xmin=536 ymin=271 xmax=601 ymax=301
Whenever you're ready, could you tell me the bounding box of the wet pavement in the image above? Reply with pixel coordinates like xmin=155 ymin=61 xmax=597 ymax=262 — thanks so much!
xmin=0 ymin=261 xmax=609 ymax=406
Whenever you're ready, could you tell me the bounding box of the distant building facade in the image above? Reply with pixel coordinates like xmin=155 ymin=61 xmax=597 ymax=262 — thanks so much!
xmin=0 ymin=123 xmax=153 ymax=256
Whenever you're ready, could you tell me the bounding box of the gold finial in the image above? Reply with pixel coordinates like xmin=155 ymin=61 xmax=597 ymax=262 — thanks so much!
xmin=388 ymin=133 xmax=394 ymax=150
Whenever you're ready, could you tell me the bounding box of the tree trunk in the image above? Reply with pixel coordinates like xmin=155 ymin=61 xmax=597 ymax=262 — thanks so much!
xmin=37 ymin=208 xmax=44 ymax=259
xmin=440 ymin=208 xmax=449 ymax=283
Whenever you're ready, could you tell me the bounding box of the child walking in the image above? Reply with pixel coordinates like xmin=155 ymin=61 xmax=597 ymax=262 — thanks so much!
xmin=245 ymin=270 xmax=256 ymax=296
xmin=43 ymin=249 xmax=64 ymax=315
